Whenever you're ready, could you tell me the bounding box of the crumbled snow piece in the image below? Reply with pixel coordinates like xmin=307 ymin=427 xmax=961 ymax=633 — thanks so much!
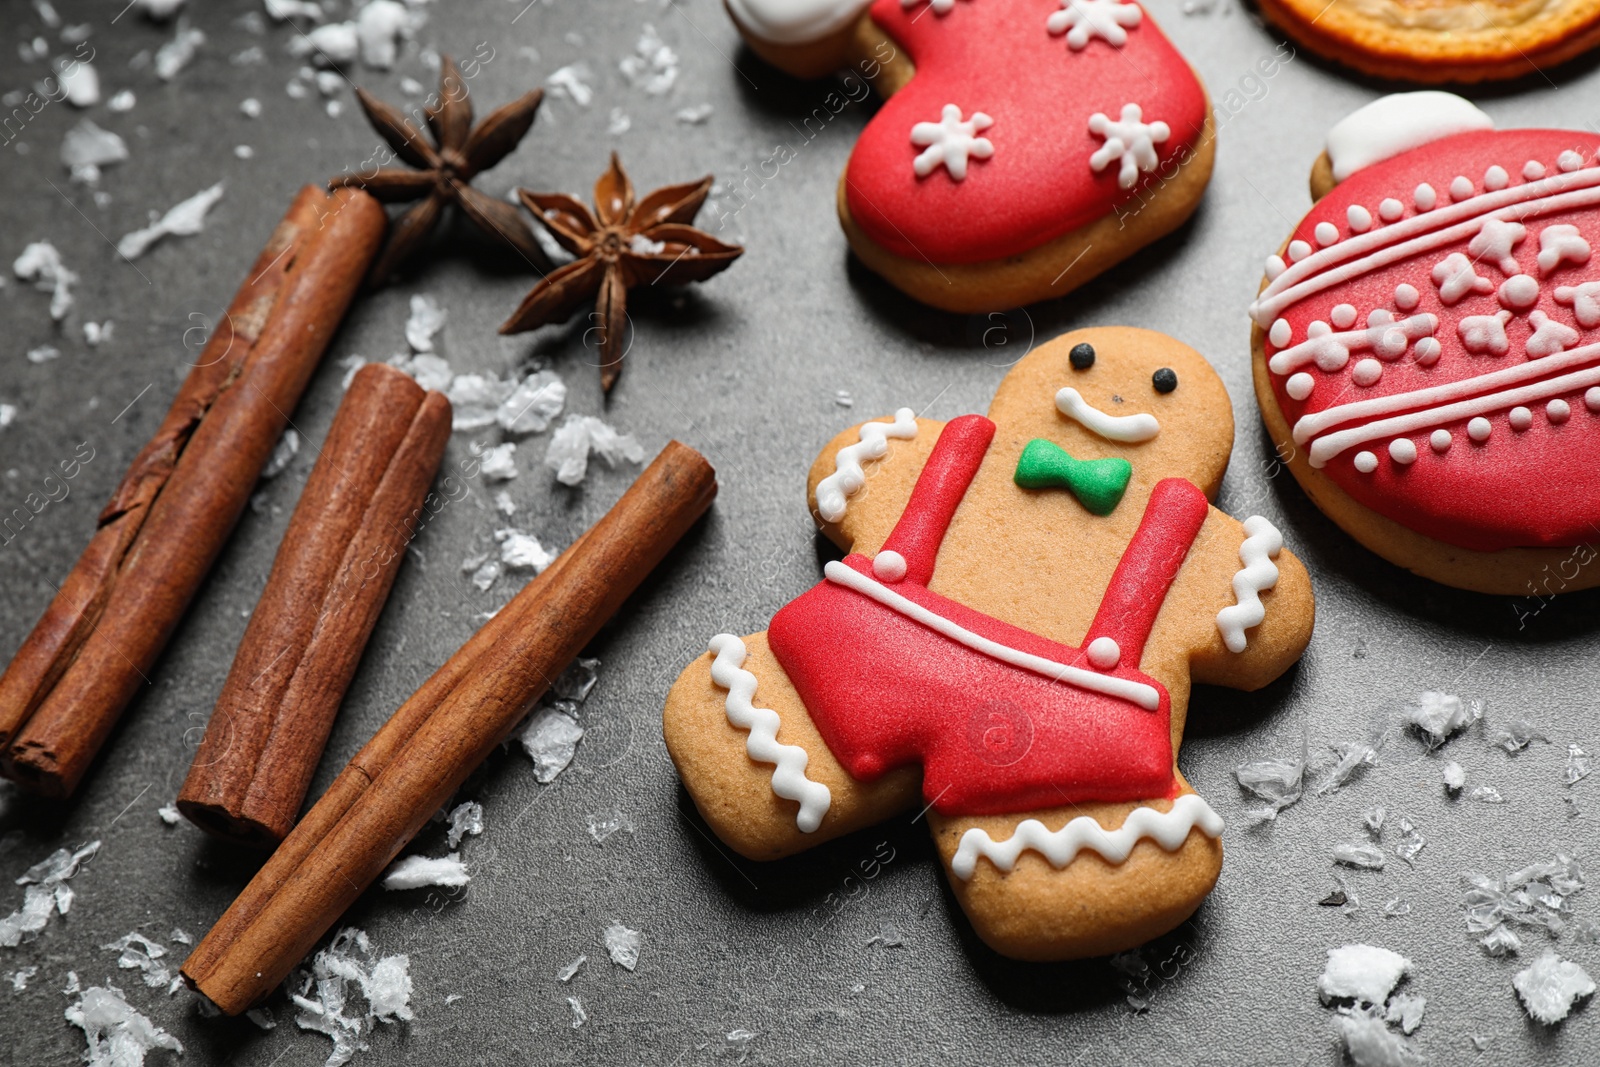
xmin=1467 ymin=785 xmax=1505 ymax=804
xmin=234 ymin=145 xmax=254 ymax=160
xmin=586 ymin=810 xmax=634 ymax=843
xmin=603 ymin=924 xmax=641 ymax=971
xmin=261 ymin=429 xmax=299 ymax=479
xmin=400 ymin=76 xmax=423 ymax=95
xmin=1443 ymin=762 xmax=1466 ymax=792
xmin=356 ymin=1 xmax=411 ymax=69
xmin=117 ymin=182 xmax=225 ymax=260
xmin=1318 ymin=738 xmax=1383 ymax=794
xmin=65 ymin=984 xmax=183 ymax=1066
xmin=727 ymin=1029 xmax=757 ymax=1044
xmin=495 ymin=528 xmax=552 ymax=571
xmin=286 ymin=79 xmax=309 ymax=100
xmin=246 ymin=1006 xmax=276 ymax=1030
xmin=168 ymin=929 xmax=191 ymax=945
xmin=293 ymin=22 xmax=359 ymax=65
xmin=1334 ymin=842 xmax=1386 ymax=870
xmin=1363 ymin=806 xmax=1387 ymax=836
xmin=544 ymin=415 xmax=646 ymax=486
xmin=1394 ymin=818 xmax=1424 ymax=865
xmin=447 ymin=373 xmax=515 ymax=432
xmin=463 ymin=552 xmax=500 ymax=592
xmin=477 ymin=442 xmax=517 ymax=482
xmin=497 ymin=370 xmax=566 ymax=434
xmin=1490 ymin=718 xmax=1548 ymax=753
xmin=553 ymin=657 xmax=600 ymax=702
xmin=493 ymin=490 xmax=515 ymax=516
xmin=60 ymin=120 xmax=127 ymax=173
xmin=1565 ymin=743 xmax=1592 ymax=786
xmin=108 ymin=90 xmax=136 ymax=112
xmin=1382 ymin=898 xmax=1411 ymax=919
xmin=866 ymin=924 xmax=904 ymax=948
xmin=1404 ymin=691 xmax=1480 ymax=748
xmin=388 ymin=352 xmax=451 ymax=392
xmin=154 ymin=20 xmax=205 ymax=80
xmin=27 ymin=345 xmax=61 ymax=364
xmin=403 ymin=294 xmax=445 ymax=353
xmin=1514 ymin=951 xmax=1595 ymax=1025
xmin=240 ymin=96 xmax=262 ymax=118
xmin=13 ymin=241 xmax=78 ymax=321
xmin=1480 ymin=925 xmax=1522 ymax=957
xmin=1384 ymin=993 xmax=1425 ymax=1035
xmin=619 ymin=24 xmax=677 ymax=95
xmin=104 ymin=932 xmax=171 ymax=989
xmin=290 ymin=927 xmax=412 ymax=1066
xmin=518 ymin=707 xmax=582 ymax=782
xmin=156 ymin=803 xmax=180 ymax=826
xmin=1461 ymin=853 xmax=1584 ymax=936
xmin=0 ymin=404 xmax=15 ymax=430
xmin=381 ymin=853 xmax=469 ymax=890
xmin=35 ymin=0 xmax=61 ymax=28
xmin=314 ymin=71 xmax=342 ymax=97
xmin=834 ymin=389 xmax=854 ymax=408
xmin=83 ymin=321 xmax=112 ymax=346
xmin=676 ymin=103 xmax=713 ymax=125
xmin=265 ymin=0 xmax=324 ymax=21
xmin=1332 ymin=1009 xmax=1419 ymax=1067
xmin=445 ymin=801 xmax=483 ymax=850
xmin=607 ymin=107 xmax=631 ymax=136
xmin=546 ymin=64 xmax=593 ymax=106
xmin=566 ymin=995 xmax=586 ymax=1028
xmin=557 ymin=956 xmax=586 ymax=982
xmin=139 ymin=0 xmax=186 ymax=18
xmin=10 ymin=965 xmax=38 ymax=991
xmin=57 ymin=59 xmax=100 ymax=107
xmin=1319 ymin=945 xmax=1412 ymax=1006
xmin=1 ymin=840 xmax=99 ymax=947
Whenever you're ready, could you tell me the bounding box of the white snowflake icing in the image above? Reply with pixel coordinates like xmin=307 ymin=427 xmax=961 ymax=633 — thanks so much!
xmin=1538 ymin=224 xmax=1591 ymax=274
xmin=1526 ymin=310 xmax=1581 ymax=357
xmin=1467 ymin=218 xmax=1526 ymax=275
xmin=910 ymin=104 xmax=994 ymax=180
xmin=1046 ymin=0 xmax=1142 ymax=50
xmin=1459 ymin=310 xmax=1512 ymax=355
xmin=1556 ymin=281 xmax=1600 ymax=327
xmin=1088 ymin=103 xmax=1168 ymax=190
xmin=1431 ymin=252 xmax=1493 ymax=304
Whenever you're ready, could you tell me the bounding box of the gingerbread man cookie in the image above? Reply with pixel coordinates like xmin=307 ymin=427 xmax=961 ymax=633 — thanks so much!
xmin=1252 ymin=92 xmax=1600 ymax=594
xmin=723 ymin=0 xmax=1214 ymax=313
xmin=664 ymin=328 xmax=1314 ymax=960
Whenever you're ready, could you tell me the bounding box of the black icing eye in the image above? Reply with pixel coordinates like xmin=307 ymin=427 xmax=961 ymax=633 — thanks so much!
xmin=1069 ymin=343 xmax=1095 ymax=370
xmin=1152 ymin=368 xmax=1178 ymax=394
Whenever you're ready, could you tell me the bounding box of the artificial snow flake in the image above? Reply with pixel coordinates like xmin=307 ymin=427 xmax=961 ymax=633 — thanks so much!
xmin=103 ymin=932 xmax=172 ymax=990
xmin=495 ymin=528 xmax=553 ymax=571
xmin=1394 ymin=818 xmax=1424 ymax=865
xmin=497 ymin=369 xmax=565 ymax=434
xmin=1318 ymin=738 xmax=1383 ymax=794
xmin=567 ymin=996 xmax=587 ymax=1028
xmin=1386 ymin=994 xmax=1427 ymax=1037
xmin=1319 ymin=945 xmax=1411 ymax=1006
xmin=604 ymin=923 xmax=642 ymax=971
xmin=1480 ymin=925 xmax=1522 ymax=957
xmin=1404 ymin=691 xmax=1480 ymax=748
xmin=1334 ymin=842 xmax=1386 ymax=870
xmin=117 ymin=182 xmax=225 ymax=260
xmin=1490 ymin=717 xmax=1548 ymax=753
xmin=56 ymin=59 xmax=100 ymax=107
xmin=618 ymin=24 xmax=677 ymax=95
xmin=1 ymin=840 xmax=99 ymax=948
xmin=586 ymin=810 xmax=634 ymax=844
xmin=1461 ymin=853 xmax=1584 ymax=938
xmin=518 ymin=707 xmax=582 ymax=783
xmin=13 ymin=241 xmax=78 ymax=321
xmin=1443 ymin=761 xmax=1466 ymax=792
xmin=1565 ymin=743 xmax=1593 ymax=786
xmin=154 ymin=19 xmax=205 ymax=80
xmin=910 ymin=104 xmax=994 ymax=181
xmin=1088 ymin=103 xmax=1168 ymax=190
xmin=65 ymin=984 xmax=183 ymax=1067
xmin=445 ymin=801 xmax=483 ymax=850
xmin=557 ymin=956 xmax=586 ymax=982
xmin=447 ymin=373 xmax=515 ymax=432
xmin=544 ymin=415 xmax=645 ymax=486
xmin=675 ymin=103 xmax=713 ymax=125
xmin=290 ymin=927 xmax=412 ymax=1067
xmin=1514 ymin=951 xmax=1595 ymax=1024
xmin=356 ymin=0 xmax=413 ymax=69
xmin=60 ymin=119 xmax=128 ymax=177
xmin=381 ymin=853 xmax=469 ymax=890
xmin=1047 ymin=0 xmax=1142 ymax=50
xmin=404 ymin=294 xmax=446 ymax=353
xmin=1467 ymin=785 xmax=1505 ymax=804
xmin=261 ymin=429 xmax=299 ymax=479
xmin=477 ymin=442 xmax=518 ymax=482
xmin=546 ymin=64 xmax=593 ymax=106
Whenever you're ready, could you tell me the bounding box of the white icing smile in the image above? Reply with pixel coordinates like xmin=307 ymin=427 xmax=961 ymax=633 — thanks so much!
xmin=1055 ymin=386 xmax=1161 ymax=442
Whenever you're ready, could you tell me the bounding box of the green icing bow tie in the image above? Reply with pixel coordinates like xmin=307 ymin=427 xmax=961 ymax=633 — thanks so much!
xmin=1013 ymin=439 xmax=1132 ymax=516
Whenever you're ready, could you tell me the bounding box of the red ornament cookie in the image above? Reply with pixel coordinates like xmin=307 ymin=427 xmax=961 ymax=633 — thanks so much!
xmin=1251 ymin=92 xmax=1600 ymax=594
xmin=723 ymin=0 xmax=1215 ymax=313
xmin=663 ymin=328 xmax=1314 ymax=961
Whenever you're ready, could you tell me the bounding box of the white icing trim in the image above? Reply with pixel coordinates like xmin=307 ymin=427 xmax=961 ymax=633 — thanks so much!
xmin=823 ymin=561 xmax=1162 ymax=711
xmin=1267 ymin=314 xmax=1437 ymax=375
xmin=1047 ymin=0 xmax=1142 ymax=50
xmin=1325 ymin=92 xmax=1494 ymax=183
xmin=724 ymin=0 xmax=872 ymax=44
xmin=1215 ymin=516 xmax=1282 ymax=654
xmin=1055 ymin=387 xmax=1161 ymax=441
xmin=950 ymin=794 xmax=1224 ymax=879
xmin=707 ymin=634 xmax=832 ymax=833
xmin=815 ymin=408 xmax=918 ymax=523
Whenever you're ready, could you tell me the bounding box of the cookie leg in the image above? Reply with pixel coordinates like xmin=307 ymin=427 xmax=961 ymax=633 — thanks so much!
xmin=927 ymin=785 xmax=1224 ymax=961
xmin=663 ymin=631 xmax=920 ymax=861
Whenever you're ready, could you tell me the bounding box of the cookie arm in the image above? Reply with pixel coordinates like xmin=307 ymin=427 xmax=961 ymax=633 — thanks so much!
xmin=806 ymin=412 xmax=944 ymax=556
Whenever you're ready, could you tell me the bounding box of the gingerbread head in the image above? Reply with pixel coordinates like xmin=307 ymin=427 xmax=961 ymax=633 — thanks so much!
xmin=664 ymin=328 xmax=1315 ymax=960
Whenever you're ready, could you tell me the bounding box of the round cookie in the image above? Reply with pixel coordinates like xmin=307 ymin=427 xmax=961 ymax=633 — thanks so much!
xmin=663 ymin=328 xmax=1315 ymax=961
xmin=1255 ymin=0 xmax=1600 ymax=84
xmin=1251 ymin=92 xmax=1600 ymax=595
xmin=724 ymin=0 xmax=1215 ymax=313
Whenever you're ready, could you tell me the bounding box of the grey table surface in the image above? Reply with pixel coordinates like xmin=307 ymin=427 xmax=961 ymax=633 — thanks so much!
xmin=2 ymin=1 xmax=1599 ymax=1064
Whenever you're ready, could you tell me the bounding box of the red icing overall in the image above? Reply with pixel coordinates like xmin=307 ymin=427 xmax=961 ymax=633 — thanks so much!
xmin=768 ymin=415 xmax=1210 ymax=817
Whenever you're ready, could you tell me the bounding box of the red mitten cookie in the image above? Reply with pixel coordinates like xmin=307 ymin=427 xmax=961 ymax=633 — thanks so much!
xmin=724 ymin=0 xmax=1215 ymax=313
xmin=664 ymin=329 xmax=1315 ymax=960
xmin=1251 ymin=92 xmax=1600 ymax=594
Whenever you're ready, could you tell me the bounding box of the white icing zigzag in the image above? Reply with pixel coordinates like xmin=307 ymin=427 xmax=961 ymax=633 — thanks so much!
xmin=707 ymin=634 xmax=832 ymax=833
xmin=951 ymin=794 xmax=1224 ymax=880
xmin=1215 ymin=516 xmax=1283 ymax=653
xmin=815 ymin=408 xmax=918 ymax=523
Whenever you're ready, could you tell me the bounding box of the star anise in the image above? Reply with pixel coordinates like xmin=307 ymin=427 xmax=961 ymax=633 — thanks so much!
xmin=500 ymin=153 xmax=743 ymax=393
xmin=331 ymin=56 xmax=549 ymax=286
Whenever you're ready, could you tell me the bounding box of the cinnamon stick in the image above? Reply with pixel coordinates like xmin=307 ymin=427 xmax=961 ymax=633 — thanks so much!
xmin=0 ymin=186 xmax=387 ymax=797
xmin=177 ymin=363 xmax=451 ymax=848
xmin=183 ymin=441 xmax=715 ymax=1013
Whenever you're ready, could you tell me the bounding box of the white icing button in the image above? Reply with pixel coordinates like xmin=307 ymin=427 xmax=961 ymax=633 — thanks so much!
xmin=1389 ymin=438 xmax=1418 ymax=465
xmin=1086 ymin=636 xmax=1121 ymax=670
xmin=1315 ymin=221 xmax=1339 ymax=247
xmin=1269 ymin=318 xmax=1292 ymax=347
xmin=1548 ymin=398 xmax=1572 ymax=423
xmin=1524 ymin=160 xmax=1547 ymax=181
xmin=1450 ymin=175 xmax=1474 ymax=200
xmin=872 ymin=550 xmax=908 ymax=582
xmin=1352 ymin=358 xmax=1383 ymax=386
xmin=1265 ymin=254 xmax=1287 ymax=280
xmin=1286 ymin=372 xmax=1315 ymax=400
xmin=1498 ymin=274 xmax=1540 ymax=309
xmin=1347 ymin=205 xmax=1372 ymax=233
xmin=1485 ymin=165 xmax=1510 ymax=190
xmin=1413 ymin=337 xmax=1442 ymax=366
xmin=1331 ymin=303 xmax=1357 ymax=328
xmin=1430 ymin=429 xmax=1452 ymax=453
xmin=1394 ymin=283 xmax=1420 ymax=310
xmin=1414 ymin=183 xmax=1437 ymax=211
xmin=1367 ymin=308 xmax=1394 ymax=327
xmin=1509 ymin=406 xmax=1534 ymax=431
xmin=1560 ymin=150 xmax=1583 ymax=172
xmin=1288 ymin=239 xmax=1313 ymax=262
xmin=1469 ymin=416 xmax=1493 ymax=442
xmin=1588 ymin=386 xmax=1600 ymax=411
xmin=1379 ymin=197 xmax=1404 ymax=221
xmin=1354 ymin=451 xmax=1379 ymax=473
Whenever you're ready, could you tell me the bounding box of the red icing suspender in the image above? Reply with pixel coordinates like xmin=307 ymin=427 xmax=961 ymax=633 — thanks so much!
xmin=879 ymin=415 xmax=995 ymax=584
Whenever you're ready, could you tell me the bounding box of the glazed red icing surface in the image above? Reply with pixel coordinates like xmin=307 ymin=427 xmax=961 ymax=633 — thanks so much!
xmin=768 ymin=413 xmax=1208 ymax=817
xmin=844 ymin=0 xmax=1207 ymax=265
xmin=1259 ymin=129 xmax=1600 ymax=552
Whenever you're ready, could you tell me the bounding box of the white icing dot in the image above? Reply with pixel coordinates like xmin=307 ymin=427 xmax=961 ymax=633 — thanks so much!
xmin=1509 ymin=406 xmax=1533 ymax=431
xmin=1450 ymin=175 xmax=1474 ymax=200
xmin=1354 ymin=451 xmax=1379 ymax=473
xmin=1548 ymin=398 xmax=1572 ymax=423
xmin=1499 ymin=274 xmax=1540 ymax=310
xmin=1086 ymin=636 xmax=1121 ymax=669
xmin=1308 ymin=320 xmax=1332 ymax=337
xmin=1269 ymin=318 xmax=1292 ymax=347
xmin=1379 ymin=198 xmax=1404 ymax=221
xmin=1374 ymin=328 xmax=1408 ymax=360
xmin=1265 ymin=254 xmax=1286 ymax=280
xmin=1315 ymin=221 xmax=1339 ymax=247
xmin=1485 ymin=165 xmax=1510 ymax=190
xmin=1414 ymin=183 xmax=1437 ymax=211
xmin=1394 ymin=283 xmax=1420 ymax=310
xmin=1347 ymin=205 xmax=1372 ymax=233
xmin=1331 ymin=303 xmax=1357 ymax=328
xmin=1367 ymin=308 xmax=1395 ymax=327
xmin=1469 ymin=416 xmax=1492 ymax=441
xmin=872 ymin=550 xmax=908 ymax=582
xmin=1524 ymin=160 xmax=1547 ymax=181
xmin=1413 ymin=337 xmax=1442 ymax=366
xmin=1430 ymin=429 xmax=1452 ymax=453
xmin=1286 ymin=372 xmax=1315 ymax=400
xmin=1389 ymin=438 xmax=1418 ymax=465
xmin=1288 ymin=239 xmax=1313 ymax=262
xmin=1352 ymin=358 xmax=1383 ymax=386
xmin=1560 ymin=150 xmax=1583 ymax=173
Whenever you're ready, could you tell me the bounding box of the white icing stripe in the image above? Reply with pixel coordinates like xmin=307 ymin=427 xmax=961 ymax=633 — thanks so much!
xmin=724 ymin=0 xmax=872 ymax=44
xmin=815 ymin=408 xmax=918 ymax=523
xmin=1268 ymin=314 xmax=1437 ymax=375
xmin=823 ymin=561 xmax=1162 ymax=710
xmin=1251 ymin=165 xmax=1600 ymax=326
xmin=1215 ymin=516 xmax=1282 ymax=654
xmin=1055 ymin=387 xmax=1161 ymax=442
xmin=1293 ymin=338 xmax=1600 ymax=446
xmin=950 ymin=794 xmax=1224 ymax=880
xmin=708 ymin=634 xmax=831 ymax=833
